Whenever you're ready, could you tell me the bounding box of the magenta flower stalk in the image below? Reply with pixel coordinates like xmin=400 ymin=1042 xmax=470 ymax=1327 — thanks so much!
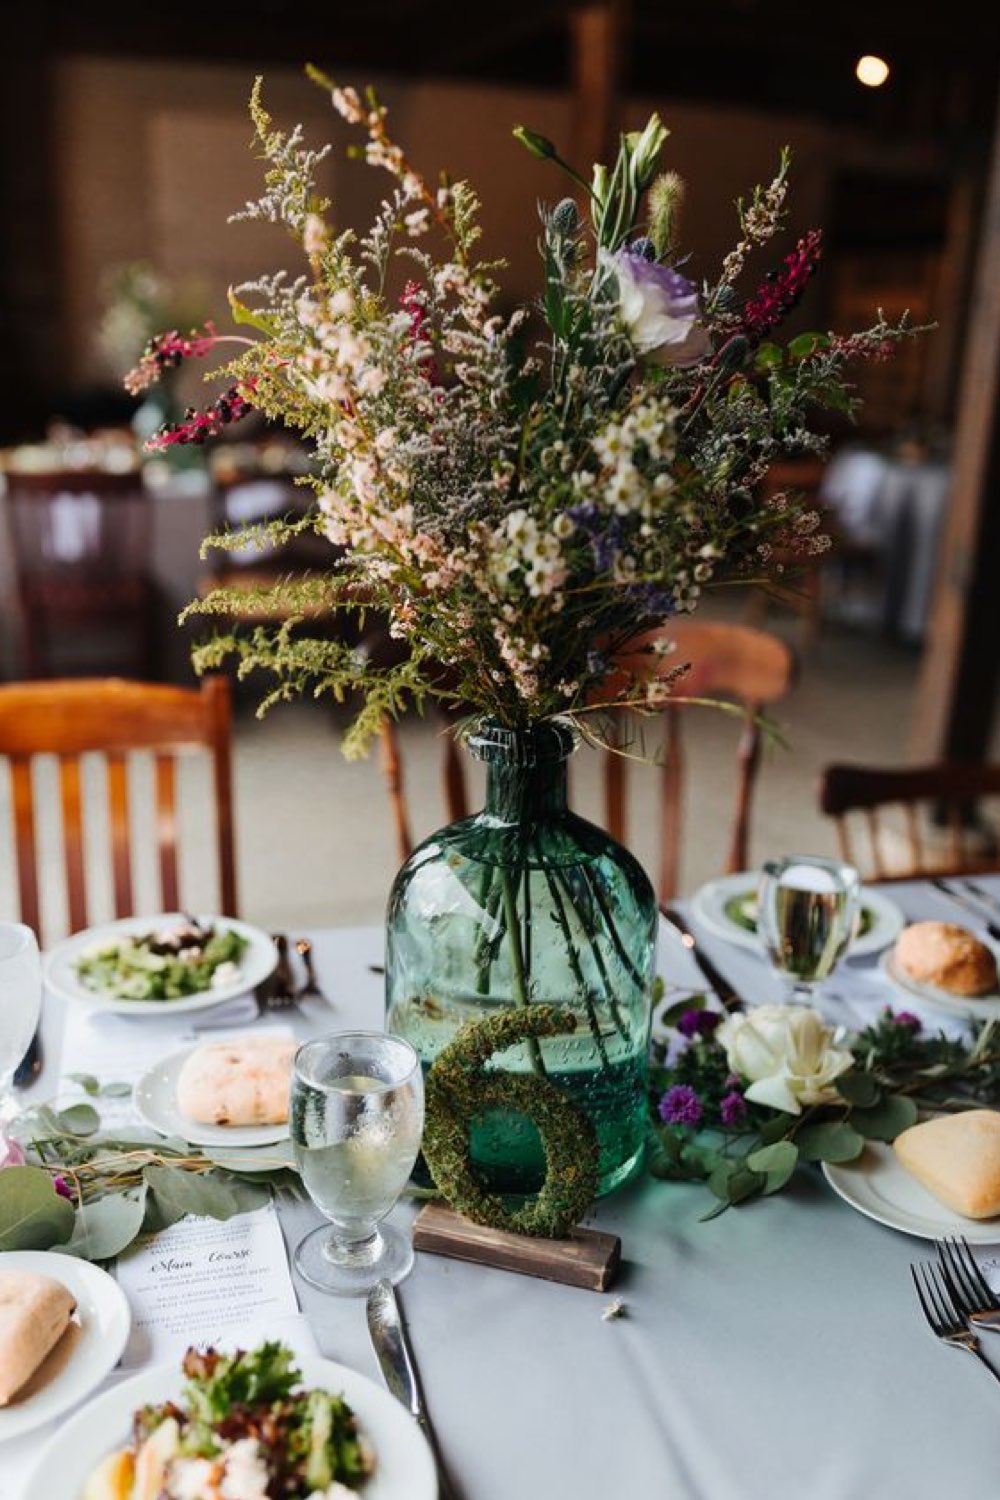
xmin=146 ymin=384 xmax=257 ymax=449
xmin=741 ymin=228 xmax=823 ymax=344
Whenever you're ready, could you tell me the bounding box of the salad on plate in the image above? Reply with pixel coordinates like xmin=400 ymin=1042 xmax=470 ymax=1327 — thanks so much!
xmin=75 ymin=918 xmax=248 ymax=1002
xmin=82 ymin=1343 xmax=375 ymax=1500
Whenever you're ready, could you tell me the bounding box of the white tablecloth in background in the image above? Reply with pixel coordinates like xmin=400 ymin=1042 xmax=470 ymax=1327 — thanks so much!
xmin=15 ymin=880 xmax=1000 ymax=1500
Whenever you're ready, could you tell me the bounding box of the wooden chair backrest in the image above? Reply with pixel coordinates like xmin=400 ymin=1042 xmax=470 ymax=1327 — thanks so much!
xmin=819 ymin=762 xmax=1000 ymax=879
xmin=604 ymin=620 xmax=796 ymax=900
xmin=379 ymin=717 xmax=469 ymax=863
xmin=0 ymin=676 xmax=237 ymax=943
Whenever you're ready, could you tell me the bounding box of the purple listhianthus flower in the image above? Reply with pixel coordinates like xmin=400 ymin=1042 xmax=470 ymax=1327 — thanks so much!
xmin=658 ymin=1083 xmax=704 ymax=1126
xmin=676 ymin=1007 xmax=721 ymax=1040
xmin=603 ymin=249 xmax=712 ymax=368
xmin=719 ymin=1090 xmax=748 ymax=1128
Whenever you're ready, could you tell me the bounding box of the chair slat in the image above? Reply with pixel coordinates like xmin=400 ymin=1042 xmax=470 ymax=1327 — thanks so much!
xmin=865 ymin=809 xmax=886 ymax=881
xmin=106 ymin=752 xmax=134 ymax=919
xmin=205 ymin=676 xmax=238 ymax=917
xmin=947 ymin=802 xmax=964 ymax=871
xmin=605 ymin=728 xmax=627 ymax=845
xmin=9 ymin=756 xmax=40 ymax=935
xmin=154 ymin=754 xmax=180 ymax=911
xmin=728 ymin=708 xmax=761 ymax=874
xmin=380 ymin=721 xmax=412 ymax=863
xmin=904 ymin=802 xmax=923 ymax=873
xmin=659 ymin=710 xmax=683 ymax=901
xmin=59 ymin=755 xmax=88 ymax=933
xmin=833 ymin=813 xmax=854 ymax=869
xmin=442 ymin=733 xmax=469 ymax=825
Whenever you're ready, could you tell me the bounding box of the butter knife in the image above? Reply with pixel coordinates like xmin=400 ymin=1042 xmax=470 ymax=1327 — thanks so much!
xmin=12 ymin=1026 xmax=42 ymax=1089
xmin=366 ymin=1278 xmax=460 ymax=1500
xmin=659 ymin=904 xmax=745 ymax=1013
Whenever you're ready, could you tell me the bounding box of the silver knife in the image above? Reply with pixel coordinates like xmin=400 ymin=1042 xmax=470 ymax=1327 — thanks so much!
xmin=659 ymin=904 xmax=746 ymax=1013
xmin=12 ymin=1026 xmax=42 ymax=1089
xmin=366 ymin=1278 xmax=460 ymax=1500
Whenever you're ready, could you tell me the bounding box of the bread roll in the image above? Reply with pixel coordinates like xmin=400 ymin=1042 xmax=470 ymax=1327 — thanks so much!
xmin=0 ymin=1270 xmax=77 ymax=1405
xmin=176 ymin=1035 xmax=295 ymax=1126
xmin=894 ymin=1110 xmax=1000 ymax=1219
xmin=894 ymin=921 xmax=998 ymax=997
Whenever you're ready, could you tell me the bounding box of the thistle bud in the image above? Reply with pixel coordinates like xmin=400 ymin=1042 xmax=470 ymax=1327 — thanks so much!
xmin=551 ymin=198 xmax=579 ymax=237
xmin=716 ymin=335 xmax=750 ymax=372
xmin=629 ymin=236 xmax=657 ymax=261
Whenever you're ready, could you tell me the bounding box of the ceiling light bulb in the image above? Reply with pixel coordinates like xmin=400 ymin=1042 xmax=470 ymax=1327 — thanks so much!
xmin=856 ymin=55 xmax=890 ymax=88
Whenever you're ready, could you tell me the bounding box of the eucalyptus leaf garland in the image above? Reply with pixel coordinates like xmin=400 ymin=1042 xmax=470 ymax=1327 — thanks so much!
xmin=0 ymin=1096 xmax=299 ymax=1262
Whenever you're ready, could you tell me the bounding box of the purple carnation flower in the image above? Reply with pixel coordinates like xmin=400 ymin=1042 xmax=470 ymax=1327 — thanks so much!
xmin=677 ymin=1007 xmax=722 ymax=1040
xmin=719 ymin=1090 xmax=748 ymax=1127
xmin=894 ymin=1011 xmax=922 ymax=1032
xmin=658 ymin=1083 xmax=704 ymax=1126
xmin=53 ymin=1175 xmax=74 ymax=1201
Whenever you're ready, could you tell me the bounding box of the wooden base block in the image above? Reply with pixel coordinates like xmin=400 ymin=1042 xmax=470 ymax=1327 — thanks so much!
xmin=412 ymin=1203 xmax=621 ymax=1291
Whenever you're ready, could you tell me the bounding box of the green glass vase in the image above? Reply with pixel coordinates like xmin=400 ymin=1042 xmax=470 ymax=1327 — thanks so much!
xmin=385 ymin=719 xmax=656 ymax=1198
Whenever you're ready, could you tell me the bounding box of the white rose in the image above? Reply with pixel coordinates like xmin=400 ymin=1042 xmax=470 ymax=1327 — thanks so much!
xmin=716 ymin=1004 xmax=853 ymax=1116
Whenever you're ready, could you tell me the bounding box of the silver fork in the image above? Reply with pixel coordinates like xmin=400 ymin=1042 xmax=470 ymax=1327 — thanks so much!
xmin=911 ymin=1260 xmax=1000 ymax=1388
xmin=258 ymin=934 xmax=300 ymax=1012
xmin=937 ymin=1236 xmax=1000 ymax=1333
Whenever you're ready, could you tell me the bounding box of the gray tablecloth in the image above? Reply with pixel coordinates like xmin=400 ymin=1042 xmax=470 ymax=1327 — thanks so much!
xmin=24 ymin=880 xmax=1000 ymax=1499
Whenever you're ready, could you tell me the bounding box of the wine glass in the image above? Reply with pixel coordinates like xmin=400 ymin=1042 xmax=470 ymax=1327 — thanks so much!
xmin=757 ymin=856 xmax=860 ymax=1006
xmin=290 ymin=1031 xmax=424 ymax=1297
xmin=0 ymin=923 xmax=41 ymax=1120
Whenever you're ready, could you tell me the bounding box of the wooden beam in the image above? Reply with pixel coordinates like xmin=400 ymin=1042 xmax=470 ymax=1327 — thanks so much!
xmin=922 ymin=165 xmax=981 ymax=425
xmin=570 ymin=0 xmax=631 ymax=181
xmin=910 ymin=83 xmax=1000 ymax=763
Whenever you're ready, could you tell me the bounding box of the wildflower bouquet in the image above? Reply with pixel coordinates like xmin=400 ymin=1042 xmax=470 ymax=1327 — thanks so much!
xmin=651 ymin=1000 xmax=1000 ymax=1216
xmin=128 ymin=71 xmax=917 ymax=754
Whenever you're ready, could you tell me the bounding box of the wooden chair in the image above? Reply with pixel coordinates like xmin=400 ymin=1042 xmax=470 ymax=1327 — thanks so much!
xmin=0 ymin=676 xmax=237 ymax=944
xmin=603 ymin=620 xmax=797 ymax=901
xmin=5 ymin=469 xmax=155 ymax=678
xmin=819 ymin=763 xmax=1000 ymax=879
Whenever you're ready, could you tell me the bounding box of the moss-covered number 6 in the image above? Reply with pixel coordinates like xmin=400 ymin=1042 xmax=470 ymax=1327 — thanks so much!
xmin=422 ymin=1005 xmax=600 ymax=1239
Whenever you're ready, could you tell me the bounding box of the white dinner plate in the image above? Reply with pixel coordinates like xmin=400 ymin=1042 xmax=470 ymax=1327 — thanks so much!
xmin=25 ymin=1350 xmax=437 ymax=1500
xmin=134 ymin=1044 xmax=291 ymax=1147
xmin=823 ymin=1142 xmax=1000 ymax=1243
xmin=0 ymin=1251 xmax=131 ymax=1444
xmin=879 ymin=946 xmax=1000 ymax=1020
xmin=44 ymin=914 xmax=277 ymax=1016
xmin=691 ymin=871 xmax=905 ymax=959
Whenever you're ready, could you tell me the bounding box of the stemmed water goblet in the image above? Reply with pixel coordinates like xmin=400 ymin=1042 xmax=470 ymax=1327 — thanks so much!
xmin=290 ymin=1030 xmax=424 ymax=1297
xmin=757 ymin=855 xmax=860 ymax=1008
xmin=0 ymin=923 xmax=41 ymax=1123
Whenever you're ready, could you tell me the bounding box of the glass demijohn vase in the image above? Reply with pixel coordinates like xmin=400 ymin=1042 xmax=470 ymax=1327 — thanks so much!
xmin=386 ymin=719 xmax=656 ymax=1198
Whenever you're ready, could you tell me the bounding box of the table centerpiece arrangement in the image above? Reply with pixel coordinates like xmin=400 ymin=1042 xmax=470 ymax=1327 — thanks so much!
xmin=124 ymin=71 xmax=919 ymax=1232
